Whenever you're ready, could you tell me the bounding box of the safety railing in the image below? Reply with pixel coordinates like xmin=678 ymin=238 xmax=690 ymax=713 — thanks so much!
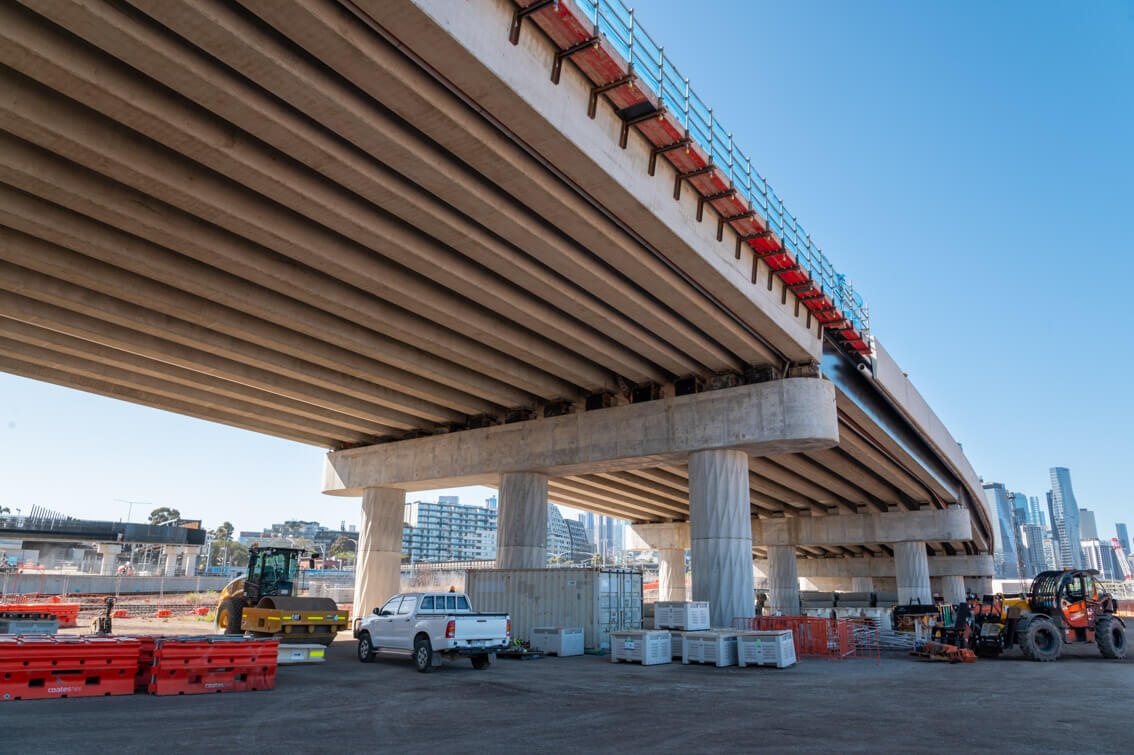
xmin=573 ymin=0 xmax=868 ymax=334
xmin=733 ymin=615 xmax=880 ymax=663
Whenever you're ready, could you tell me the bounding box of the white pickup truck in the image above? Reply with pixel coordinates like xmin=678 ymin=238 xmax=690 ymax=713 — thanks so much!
xmin=355 ymin=592 xmax=511 ymax=672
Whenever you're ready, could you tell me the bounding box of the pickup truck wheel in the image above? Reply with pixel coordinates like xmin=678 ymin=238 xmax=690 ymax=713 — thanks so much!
xmin=471 ymin=654 xmax=491 ymax=670
xmin=357 ymin=632 xmax=375 ymax=663
xmin=414 ymin=637 xmax=435 ymax=673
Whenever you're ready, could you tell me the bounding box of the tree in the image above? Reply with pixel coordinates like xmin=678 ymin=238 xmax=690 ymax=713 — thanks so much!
xmin=148 ymin=507 xmax=180 ymax=526
xmin=329 ymin=535 xmax=356 ymax=556
xmin=0 ymin=505 xmax=9 ymax=515
xmin=209 ymin=539 xmax=249 ymax=567
xmin=210 ymin=521 xmax=234 ymax=543
xmin=291 ymin=537 xmax=316 ymax=553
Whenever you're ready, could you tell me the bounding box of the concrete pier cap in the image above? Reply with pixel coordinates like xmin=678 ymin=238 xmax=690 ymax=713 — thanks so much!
xmin=322 ymin=378 xmax=839 ymax=494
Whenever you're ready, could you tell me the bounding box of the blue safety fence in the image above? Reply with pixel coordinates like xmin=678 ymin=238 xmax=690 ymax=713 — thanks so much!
xmin=573 ymin=0 xmax=868 ymax=334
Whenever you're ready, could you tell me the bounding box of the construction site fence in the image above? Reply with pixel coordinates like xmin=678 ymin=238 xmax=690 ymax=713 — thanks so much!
xmin=733 ymin=615 xmax=880 ymax=664
xmin=1 ymin=594 xmax=218 ymax=621
xmin=565 ymin=0 xmax=868 ymax=332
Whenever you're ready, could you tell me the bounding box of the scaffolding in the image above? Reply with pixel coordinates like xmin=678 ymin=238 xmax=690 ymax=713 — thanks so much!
xmin=511 ymin=0 xmax=871 ymax=358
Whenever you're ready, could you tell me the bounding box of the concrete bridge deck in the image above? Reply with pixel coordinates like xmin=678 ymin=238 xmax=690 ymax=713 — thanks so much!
xmin=0 ymin=0 xmax=993 ymax=625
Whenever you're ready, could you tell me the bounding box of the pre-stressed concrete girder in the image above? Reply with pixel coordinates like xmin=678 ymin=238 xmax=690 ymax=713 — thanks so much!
xmin=324 ymin=378 xmax=839 ymax=495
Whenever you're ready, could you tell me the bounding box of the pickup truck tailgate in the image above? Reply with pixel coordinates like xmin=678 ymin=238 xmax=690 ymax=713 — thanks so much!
xmin=453 ymin=615 xmax=508 ymax=641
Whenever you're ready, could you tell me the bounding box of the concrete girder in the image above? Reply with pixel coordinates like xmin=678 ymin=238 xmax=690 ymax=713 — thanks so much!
xmin=0 ymin=318 xmax=398 ymax=438
xmin=0 ymin=183 xmax=540 ymax=410
xmin=546 ymin=483 xmax=664 ymax=524
xmin=748 ymin=457 xmax=857 ymax=513
xmin=324 ymin=378 xmax=839 ymax=495
xmin=571 ymin=472 xmax=689 ymax=508
xmin=34 ymin=0 xmax=729 ymax=380
xmin=746 ymin=470 xmax=826 ymax=515
xmin=0 ymin=225 xmax=502 ymax=420
xmin=0 ymin=245 xmax=465 ymax=426
xmin=0 ymin=335 xmax=381 ymax=445
xmin=834 ymin=421 xmax=932 ymax=505
xmin=552 ymin=476 xmax=688 ymax=518
xmin=764 ymin=453 xmax=874 ymax=509
xmin=803 ymin=448 xmax=897 ymax=511
xmin=238 ymin=0 xmax=788 ymax=368
xmin=0 ymin=353 xmax=341 ymax=447
xmin=0 ymin=69 xmax=616 ymax=392
xmin=0 ymin=139 xmax=575 ymax=401
xmin=620 ymin=467 xmax=692 ymax=494
xmin=751 ymin=509 xmax=973 ymax=549
xmin=0 ymin=290 xmax=426 ymax=432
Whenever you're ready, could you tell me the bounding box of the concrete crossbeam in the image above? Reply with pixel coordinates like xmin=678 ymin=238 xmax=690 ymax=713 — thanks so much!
xmin=756 ymin=555 xmax=994 ymax=579
xmin=751 ymin=508 xmax=972 ymax=548
xmin=324 ymin=379 xmax=838 ymax=494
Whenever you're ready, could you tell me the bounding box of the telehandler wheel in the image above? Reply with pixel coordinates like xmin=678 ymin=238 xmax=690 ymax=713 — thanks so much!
xmin=216 ymin=596 xmax=245 ymax=635
xmin=1019 ymin=616 xmax=1062 ymax=662
xmin=1096 ymin=616 xmax=1127 ymax=659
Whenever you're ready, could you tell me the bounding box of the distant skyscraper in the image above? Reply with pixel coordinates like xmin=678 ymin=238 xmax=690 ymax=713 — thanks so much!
xmin=1028 ymin=496 xmax=1046 ymax=528
xmin=982 ymin=482 xmax=1021 ymax=579
xmin=1009 ymin=492 xmax=1029 ymax=531
xmin=1078 ymin=508 xmax=1098 ymax=540
xmin=1047 ymin=468 xmax=1084 ymax=569
xmin=1117 ymin=523 xmax=1131 ymax=555
xmin=484 ymin=496 xmax=497 ymax=510
xmin=1019 ymin=523 xmax=1048 ymax=579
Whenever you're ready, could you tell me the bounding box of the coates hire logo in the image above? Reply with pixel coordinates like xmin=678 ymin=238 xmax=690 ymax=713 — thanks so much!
xmin=47 ymin=685 xmax=84 ymax=694
xmin=204 ymin=682 xmax=229 ymax=689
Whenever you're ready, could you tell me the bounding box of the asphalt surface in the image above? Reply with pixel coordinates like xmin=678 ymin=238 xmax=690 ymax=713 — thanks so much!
xmin=8 ymin=623 xmax=1133 ymax=753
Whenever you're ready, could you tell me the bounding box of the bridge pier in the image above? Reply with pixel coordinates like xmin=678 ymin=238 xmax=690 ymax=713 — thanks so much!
xmin=352 ymin=487 xmax=406 ymax=623
xmin=765 ymin=545 xmax=801 ymax=616
xmin=183 ymin=546 xmax=200 ymax=577
xmin=630 ymin=523 xmax=689 ymax=602
xmin=689 ymin=449 xmax=754 ymax=628
xmin=496 ymin=472 xmax=548 ymax=569
xmin=894 ymin=541 xmax=933 ymax=606
xmin=97 ymin=543 xmax=122 ymax=576
xmin=162 ymin=545 xmax=182 ymax=577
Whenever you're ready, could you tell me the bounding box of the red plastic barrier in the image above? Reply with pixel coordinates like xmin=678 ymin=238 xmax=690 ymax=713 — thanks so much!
xmin=148 ymin=636 xmax=278 ymax=696
xmin=0 ymin=636 xmax=140 ymax=701
xmin=112 ymin=609 xmax=129 ymax=619
xmin=733 ymin=616 xmax=880 ymax=664
xmin=0 ymin=603 xmax=80 ymax=628
xmin=154 ymin=610 xmax=172 ymax=619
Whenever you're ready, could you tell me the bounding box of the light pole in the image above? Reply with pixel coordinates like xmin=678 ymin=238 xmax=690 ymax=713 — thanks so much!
xmin=114 ymin=499 xmax=151 ymax=524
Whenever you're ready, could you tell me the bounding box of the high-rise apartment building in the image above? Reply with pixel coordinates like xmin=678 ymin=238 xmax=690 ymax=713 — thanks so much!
xmin=982 ymin=482 xmax=1021 ymax=579
xmin=1018 ymin=523 xmax=1048 ymax=579
xmin=1047 ymin=468 xmax=1084 ymax=569
xmin=1117 ymin=523 xmax=1131 ymax=555
xmin=1028 ymin=496 xmax=1046 ymax=529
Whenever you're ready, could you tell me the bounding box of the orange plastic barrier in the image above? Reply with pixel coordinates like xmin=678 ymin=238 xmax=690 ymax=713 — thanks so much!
xmin=0 ymin=636 xmax=140 ymax=701
xmin=733 ymin=616 xmax=880 ymax=664
xmin=0 ymin=603 xmax=80 ymax=628
xmin=154 ymin=609 xmax=172 ymax=619
xmin=147 ymin=636 xmax=278 ymax=696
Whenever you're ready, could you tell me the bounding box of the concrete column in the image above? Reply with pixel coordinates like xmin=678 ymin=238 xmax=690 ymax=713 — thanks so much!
xmin=941 ymin=574 xmax=966 ymax=605
xmin=183 ymin=546 xmax=199 ymax=577
xmin=851 ymin=576 xmax=874 ymax=593
xmin=97 ymin=543 xmax=122 ymax=576
xmin=766 ymin=545 xmax=800 ymax=615
xmin=657 ymin=548 xmax=686 ymax=602
xmin=496 ymin=472 xmax=548 ymax=569
xmin=162 ymin=545 xmax=182 ymax=577
xmin=966 ymin=576 xmax=993 ymax=597
xmin=689 ymin=449 xmax=753 ymax=627
xmin=353 ymin=486 xmax=406 ymax=622
xmin=894 ymin=541 xmax=932 ymax=606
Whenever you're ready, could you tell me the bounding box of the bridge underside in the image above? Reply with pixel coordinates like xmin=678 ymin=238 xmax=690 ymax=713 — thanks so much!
xmin=0 ymin=0 xmax=991 ymax=616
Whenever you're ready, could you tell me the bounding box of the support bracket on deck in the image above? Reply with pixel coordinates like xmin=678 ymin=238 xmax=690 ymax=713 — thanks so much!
xmin=508 ymin=0 xmax=557 ymax=45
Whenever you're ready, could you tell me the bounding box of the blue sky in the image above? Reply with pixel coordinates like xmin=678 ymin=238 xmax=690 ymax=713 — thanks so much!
xmin=1 ymin=1 xmax=1131 ymax=539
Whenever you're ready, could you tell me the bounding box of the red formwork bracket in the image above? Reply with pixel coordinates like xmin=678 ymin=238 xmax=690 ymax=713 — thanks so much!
xmin=147 ymin=636 xmax=279 ymax=696
xmin=0 ymin=636 xmax=141 ymax=701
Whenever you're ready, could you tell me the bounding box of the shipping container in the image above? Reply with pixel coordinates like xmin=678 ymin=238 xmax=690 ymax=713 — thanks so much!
xmin=464 ymin=568 xmax=642 ymax=650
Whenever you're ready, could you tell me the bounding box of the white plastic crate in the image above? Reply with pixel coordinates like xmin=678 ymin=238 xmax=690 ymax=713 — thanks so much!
xmin=531 ymin=627 xmax=585 ymax=657
xmin=653 ymin=601 xmax=710 ymax=630
xmin=737 ymin=630 xmax=796 ymax=668
xmin=277 ymin=644 xmax=327 ymax=665
xmin=668 ymin=630 xmax=685 ymax=658
xmin=682 ymin=630 xmax=739 ymax=667
xmin=610 ymin=630 xmax=671 ymax=665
